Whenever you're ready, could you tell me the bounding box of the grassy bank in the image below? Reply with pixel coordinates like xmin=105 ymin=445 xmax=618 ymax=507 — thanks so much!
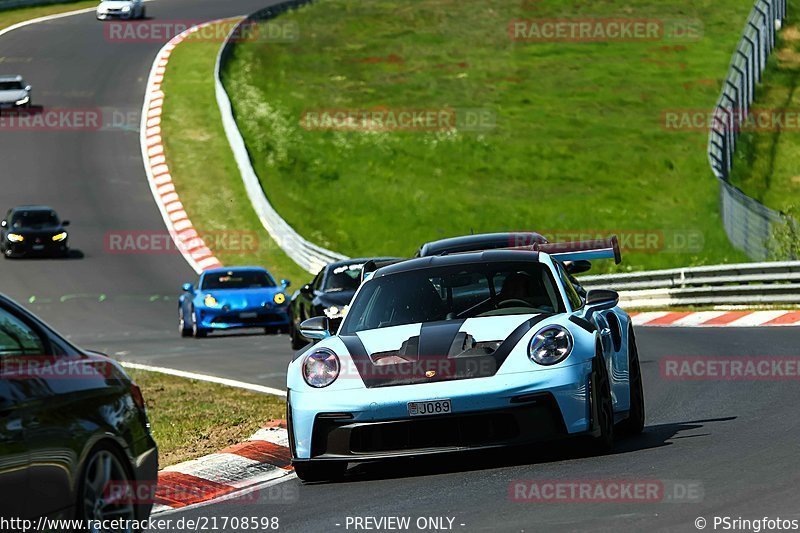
xmin=728 ymin=0 xmax=800 ymax=217
xmin=159 ymin=20 xmax=309 ymax=283
xmin=126 ymin=368 xmax=284 ymax=467
xmin=0 ymin=0 xmax=96 ymax=31
xmin=220 ymin=0 xmax=756 ymax=273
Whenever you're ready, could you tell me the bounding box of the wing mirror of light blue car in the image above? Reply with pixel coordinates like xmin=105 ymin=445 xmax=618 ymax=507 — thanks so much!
xmin=281 ymin=279 xmax=291 ymax=288
xmin=182 ymin=283 xmax=194 ymax=293
xmin=299 ymin=316 xmax=331 ymax=341
xmin=584 ymin=289 xmax=619 ymax=319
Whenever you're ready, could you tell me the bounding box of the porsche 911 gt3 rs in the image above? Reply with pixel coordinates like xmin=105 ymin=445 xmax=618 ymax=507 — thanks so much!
xmin=286 ymin=235 xmax=644 ymax=482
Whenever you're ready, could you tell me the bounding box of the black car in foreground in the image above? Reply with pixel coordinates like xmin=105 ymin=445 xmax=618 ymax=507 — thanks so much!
xmin=289 ymin=257 xmax=398 ymax=349
xmin=1 ymin=205 xmax=70 ymax=258
xmin=0 ymin=294 xmax=158 ymax=523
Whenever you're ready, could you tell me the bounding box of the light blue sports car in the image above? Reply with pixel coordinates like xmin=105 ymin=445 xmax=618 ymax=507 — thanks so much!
xmin=286 ymin=234 xmax=644 ymax=482
xmin=179 ymin=266 xmax=291 ymax=337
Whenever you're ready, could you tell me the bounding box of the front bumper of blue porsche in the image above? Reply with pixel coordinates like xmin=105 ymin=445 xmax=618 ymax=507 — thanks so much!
xmin=196 ymin=306 xmax=291 ymax=330
xmin=288 ymin=359 xmax=593 ymax=461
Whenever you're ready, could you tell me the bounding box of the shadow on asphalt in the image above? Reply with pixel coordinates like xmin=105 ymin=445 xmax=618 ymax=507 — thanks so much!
xmin=3 ymin=249 xmax=85 ymax=260
xmin=319 ymin=416 xmax=738 ymax=484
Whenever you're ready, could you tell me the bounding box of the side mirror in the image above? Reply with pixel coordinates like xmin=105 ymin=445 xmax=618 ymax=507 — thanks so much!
xmin=564 ymin=260 xmax=591 ymax=275
xmin=299 ymin=316 xmax=330 ymax=341
xmin=281 ymin=279 xmax=291 ymax=288
xmin=182 ymin=283 xmax=194 ymax=293
xmin=584 ymin=289 xmax=619 ymax=318
xmin=300 ymin=283 xmax=313 ymax=295
xmin=61 ymin=220 xmax=70 ymax=227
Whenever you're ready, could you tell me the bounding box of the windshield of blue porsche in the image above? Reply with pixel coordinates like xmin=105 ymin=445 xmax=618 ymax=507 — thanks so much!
xmin=341 ymin=262 xmax=564 ymax=334
xmin=201 ymin=271 xmax=275 ymax=290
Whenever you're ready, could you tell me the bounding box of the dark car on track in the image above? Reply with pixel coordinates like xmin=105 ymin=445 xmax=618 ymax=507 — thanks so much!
xmin=1 ymin=205 xmax=70 ymax=258
xmin=289 ymin=257 xmax=398 ymax=349
xmin=0 ymin=294 xmax=158 ymax=523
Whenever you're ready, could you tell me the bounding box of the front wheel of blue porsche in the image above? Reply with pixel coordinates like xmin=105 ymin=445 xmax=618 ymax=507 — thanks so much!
xmin=179 ymin=308 xmax=192 ymax=337
xmin=589 ymin=353 xmax=614 ymax=453
xmin=191 ymin=308 xmax=208 ymax=338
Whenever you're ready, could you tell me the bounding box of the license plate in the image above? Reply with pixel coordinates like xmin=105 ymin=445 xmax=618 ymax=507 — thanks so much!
xmin=32 ymin=245 xmax=44 ymax=251
xmin=239 ymin=312 xmax=257 ymax=318
xmin=408 ymin=399 xmax=452 ymax=417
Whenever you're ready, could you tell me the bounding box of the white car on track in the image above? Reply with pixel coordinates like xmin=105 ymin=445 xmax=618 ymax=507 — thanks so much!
xmin=0 ymin=75 xmax=31 ymax=109
xmin=96 ymin=0 xmax=146 ymax=20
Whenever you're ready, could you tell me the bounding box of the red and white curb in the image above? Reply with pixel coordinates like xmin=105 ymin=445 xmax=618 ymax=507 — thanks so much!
xmin=140 ymin=20 xmax=240 ymax=274
xmin=152 ymin=419 xmax=293 ymax=514
xmin=631 ymin=310 xmax=800 ymax=327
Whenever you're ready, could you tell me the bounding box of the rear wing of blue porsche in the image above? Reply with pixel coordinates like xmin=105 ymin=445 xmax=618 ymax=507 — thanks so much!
xmin=534 ymin=235 xmax=622 ymax=264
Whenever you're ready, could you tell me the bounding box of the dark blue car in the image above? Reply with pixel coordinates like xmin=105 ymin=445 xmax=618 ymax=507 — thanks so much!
xmin=179 ymin=266 xmax=291 ymax=337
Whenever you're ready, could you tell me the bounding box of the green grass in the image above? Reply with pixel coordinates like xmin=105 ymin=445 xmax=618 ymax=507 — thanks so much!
xmin=220 ymin=0 xmax=756 ymax=273
xmin=728 ymin=0 xmax=800 ymax=215
xmin=125 ymin=368 xmax=284 ymax=467
xmin=0 ymin=0 xmax=96 ymax=30
xmin=159 ymin=21 xmax=310 ymax=284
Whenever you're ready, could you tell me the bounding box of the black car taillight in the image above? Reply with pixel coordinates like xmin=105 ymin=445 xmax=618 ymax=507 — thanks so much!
xmin=130 ymin=382 xmax=146 ymax=410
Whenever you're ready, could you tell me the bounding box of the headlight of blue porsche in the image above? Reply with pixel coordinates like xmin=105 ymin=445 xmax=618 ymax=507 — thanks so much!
xmin=302 ymin=348 xmax=340 ymax=388
xmin=528 ymin=325 xmax=573 ymax=366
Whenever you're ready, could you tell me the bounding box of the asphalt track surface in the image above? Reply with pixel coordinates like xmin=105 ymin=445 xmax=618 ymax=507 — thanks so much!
xmin=1 ymin=2 xmax=799 ymax=532
xmin=0 ymin=0 xmax=292 ymax=390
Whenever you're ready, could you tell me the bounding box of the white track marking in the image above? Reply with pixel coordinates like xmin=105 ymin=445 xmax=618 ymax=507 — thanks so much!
xmin=671 ymin=311 xmax=727 ymax=327
xmin=120 ymin=361 xmax=286 ymax=396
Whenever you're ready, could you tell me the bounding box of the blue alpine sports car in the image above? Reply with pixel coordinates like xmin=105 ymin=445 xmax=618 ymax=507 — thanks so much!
xmin=179 ymin=266 xmax=291 ymax=337
xmin=286 ymin=235 xmax=644 ymax=482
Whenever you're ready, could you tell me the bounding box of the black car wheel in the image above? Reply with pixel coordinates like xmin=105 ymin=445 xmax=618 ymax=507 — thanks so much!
xmin=178 ymin=308 xmax=192 ymax=337
xmin=78 ymin=444 xmax=137 ymax=532
xmin=589 ymin=352 xmax=615 ymax=454
xmin=618 ymin=326 xmax=645 ymax=435
xmin=290 ymin=321 xmax=307 ymax=350
xmin=294 ymin=461 xmax=346 ymax=483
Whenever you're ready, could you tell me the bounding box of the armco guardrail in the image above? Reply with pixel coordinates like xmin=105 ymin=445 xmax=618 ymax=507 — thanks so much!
xmin=580 ymin=261 xmax=800 ymax=308
xmin=215 ymin=1 xmax=348 ymax=275
xmin=0 ymin=0 xmax=69 ymax=10
xmin=708 ymin=0 xmax=788 ymax=261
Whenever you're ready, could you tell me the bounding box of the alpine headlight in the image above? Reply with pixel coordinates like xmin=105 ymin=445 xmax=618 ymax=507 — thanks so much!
xmin=302 ymin=348 xmax=340 ymax=388
xmin=323 ymin=305 xmax=349 ymax=319
xmin=203 ymin=294 xmax=218 ymax=307
xmin=6 ymin=233 xmax=24 ymax=243
xmin=273 ymin=292 xmax=286 ymax=305
xmin=528 ymin=325 xmax=573 ymax=366
xmin=121 ymin=5 xmax=131 ymax=11
xmin=15 ymin=96 xmax=29 ymax=106
xmin=52 ymin=232 xmax=67 ymax=242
